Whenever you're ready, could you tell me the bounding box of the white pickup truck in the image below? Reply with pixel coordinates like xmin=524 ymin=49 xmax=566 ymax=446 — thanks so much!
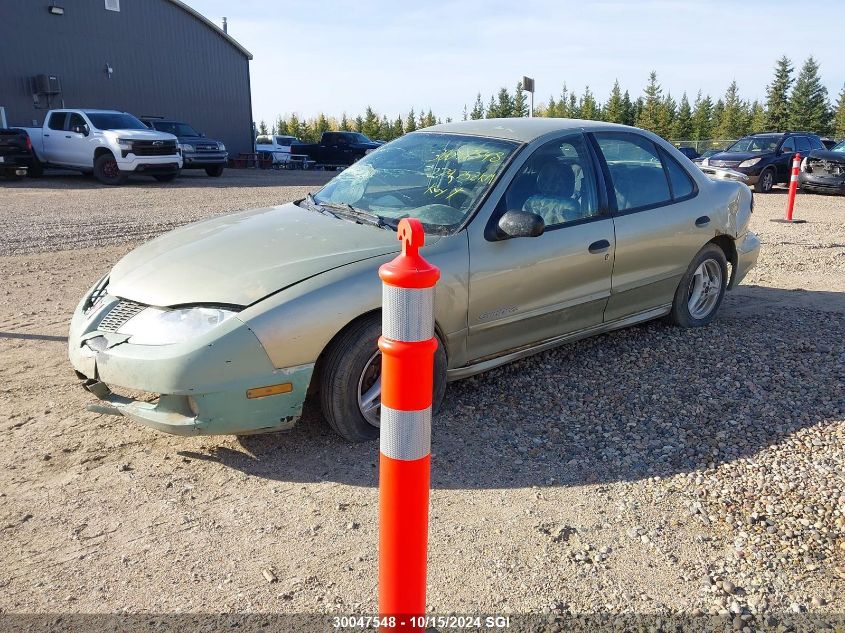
xmin=24 ymin=109 xmax=182 ymax=185
xmin=255 ymin=134 xmax=306 ymax=167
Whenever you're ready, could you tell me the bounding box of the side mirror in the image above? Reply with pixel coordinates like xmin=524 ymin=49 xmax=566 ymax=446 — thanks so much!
xmin=73 ymin=124 xmax=89 ymax=136
xmin=781 ymin=148 xmax=794 ymax=155
xmin=496 ymin=209 xmax=545 ymax=239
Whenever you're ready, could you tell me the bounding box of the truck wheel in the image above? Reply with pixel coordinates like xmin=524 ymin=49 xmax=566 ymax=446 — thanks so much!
xmin=28 ymin=157 xmax=44 ymax=178
xmin=93 ymin=153 xmax=127 ymax=186
xmin=754 ymin=168 xmax=774 ymax=193
xmin=319 ymin=313 xmax=447 ymax=443
xmin=205 ymin=166 xmax=224 ymax=177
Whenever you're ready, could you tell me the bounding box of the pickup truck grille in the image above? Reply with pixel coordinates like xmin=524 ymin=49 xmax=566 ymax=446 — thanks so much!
xmin=132 ymin=140 xmax=178 ymax=156
xmin=98 ymin=300 xmax=146 ymax=332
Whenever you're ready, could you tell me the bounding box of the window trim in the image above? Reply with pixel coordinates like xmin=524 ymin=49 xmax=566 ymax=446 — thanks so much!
xmin=485 ymin=131 xmax=610 ymax=240
xmin=656 ymin=146 xmax=699 ymax=204
xmin=588 ymin=131 xmax=698 ymax=217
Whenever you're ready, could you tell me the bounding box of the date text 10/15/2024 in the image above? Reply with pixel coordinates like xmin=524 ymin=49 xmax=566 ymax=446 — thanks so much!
xmin=332 ymin=615 xmax=512 ymax=629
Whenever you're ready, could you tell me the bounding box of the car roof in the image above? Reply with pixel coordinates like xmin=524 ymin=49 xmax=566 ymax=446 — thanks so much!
xmin=422 ymin=118 xmax=634 ymax=143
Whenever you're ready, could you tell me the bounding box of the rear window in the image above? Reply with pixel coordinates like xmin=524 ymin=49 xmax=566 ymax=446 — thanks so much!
xmin=661 ymin=150 xmax=696 ymax=200
xmin=594 ymin=132 xmax=671 ymax=211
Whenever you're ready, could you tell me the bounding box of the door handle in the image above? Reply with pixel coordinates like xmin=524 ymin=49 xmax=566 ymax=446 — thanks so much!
xmin=695 ymin=215 xmax=710 ymax=227
xmin=588 ymin=239 xmax=611 ymax=254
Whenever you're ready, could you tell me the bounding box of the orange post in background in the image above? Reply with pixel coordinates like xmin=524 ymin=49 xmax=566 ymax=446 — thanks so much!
xmin=773 ymin=152 xmax=806 ymax=224
xmin=378 ymin=218 xmax=440 ymax=630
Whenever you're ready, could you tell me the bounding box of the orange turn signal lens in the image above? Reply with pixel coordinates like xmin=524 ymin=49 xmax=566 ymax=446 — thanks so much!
xmin=246 ymin=383 xmax=293 ymax=399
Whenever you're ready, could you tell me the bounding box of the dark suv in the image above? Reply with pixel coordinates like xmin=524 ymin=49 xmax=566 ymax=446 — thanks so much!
xmin=701 ymin=132 xmax=825 ymax=193
xmin=141 ymin=118 xmax=228 ymax=177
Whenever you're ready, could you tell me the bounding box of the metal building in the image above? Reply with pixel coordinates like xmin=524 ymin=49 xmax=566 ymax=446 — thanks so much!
xmin=1 ymin=0 xmax=253 ymax=156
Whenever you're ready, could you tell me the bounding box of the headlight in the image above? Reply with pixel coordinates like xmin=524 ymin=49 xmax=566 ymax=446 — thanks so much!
xmin=117 ymin=138 xmax=134 ymax=150
xmin=117 ymin=306 xmax=237 ymax=345
xmin=701 ymin=158 xmax=710 ymax=166
xmin=738 ymin=157 xmax=761 ymax=168
xmin=180 ymin=143 xmax=195 ymax=153
xmin=218 ymin=142 xmax=226 ymax=151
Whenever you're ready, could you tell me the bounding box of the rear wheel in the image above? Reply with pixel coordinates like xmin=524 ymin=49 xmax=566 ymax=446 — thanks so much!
xmin=27 ymin=157 xmax=44 ymax=178
xmin=319 ymin=313 xmax=447 ymax=442
xmin=205 ymin=165 xmax=224 ymax=177
xmin=754 ymin=167 xmax=774 ymax=193
xmin=670 ymin=244 xmax=728 ymax=328
xmin=93 ymin=153 xmax=127 ymax=186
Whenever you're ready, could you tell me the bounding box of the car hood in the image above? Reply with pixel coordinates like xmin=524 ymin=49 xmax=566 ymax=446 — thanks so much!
xmin=108 ymin=202 xmax=409 ymax=307
xmin=708 ymin=151 xmax=771 ymax=163
xmin=105 ymin=129 xmax=177 ymax=142
xmin=806 ymin=149 xmax=845 ymax=162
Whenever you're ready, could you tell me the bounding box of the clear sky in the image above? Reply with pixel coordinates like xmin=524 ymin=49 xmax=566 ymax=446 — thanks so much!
xmin=187 ymin=0 xmax=844 ymax=125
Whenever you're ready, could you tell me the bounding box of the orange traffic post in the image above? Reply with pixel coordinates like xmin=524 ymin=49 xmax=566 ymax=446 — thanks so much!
xmin=378 ymin=218 xmax=440 ymax=630
xmin=772 ymin=152 xmax=807 ymax=224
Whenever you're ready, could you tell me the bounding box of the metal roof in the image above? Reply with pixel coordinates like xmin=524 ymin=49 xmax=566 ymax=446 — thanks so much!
xmin=168 ymin=0 xmax=253 ymax=60
xmin=424 ymin=118 xmax=634 ymax=143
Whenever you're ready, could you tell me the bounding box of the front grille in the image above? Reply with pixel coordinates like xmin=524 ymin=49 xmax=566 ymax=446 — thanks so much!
xmin=711 ymin=160 xmax=740 ymax=168
xmin=196 ymin=143 xmax=219 ymax=152
xmin=132 ymin=141 xmax=177 ymax=156
xmin=98 ymin=300 xmax=146 ymax=332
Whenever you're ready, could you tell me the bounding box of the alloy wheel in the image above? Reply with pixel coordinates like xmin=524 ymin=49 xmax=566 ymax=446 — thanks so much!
xmin=687 ymin=259 xmax=723 ymax=320
xmin=357 ymin=350 xmax=381 ymax=427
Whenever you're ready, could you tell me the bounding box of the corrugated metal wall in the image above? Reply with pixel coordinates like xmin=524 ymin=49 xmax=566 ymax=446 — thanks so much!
xmin=0 ymin=0 xmax=253 ymax=156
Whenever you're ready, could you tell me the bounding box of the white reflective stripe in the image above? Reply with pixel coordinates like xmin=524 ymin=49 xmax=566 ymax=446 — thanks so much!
xmin=380 ymin=405 xmax=431 ymax=461
xmin=790 ymin=175 xmax=798 ymax=182
xmin=382 ymin=285 xmax=435 ymax=342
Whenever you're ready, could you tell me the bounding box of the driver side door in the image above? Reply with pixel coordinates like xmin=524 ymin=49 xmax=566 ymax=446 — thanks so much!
xmin=466 ymin=133 xmax=615 ymax=362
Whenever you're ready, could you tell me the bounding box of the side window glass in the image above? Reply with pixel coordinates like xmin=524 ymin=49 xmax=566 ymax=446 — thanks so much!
xmin=67 ymin=113 xmax=86 ymax=131
xmin=661 ymin=150 xmax=696 ymax=200
xmin=47 ymin=113 xmax=66 ymax=130
xmin=795 ymin=137 xmax=810 ymax=153
xmin=808 ymin=137 xmax=823 ymax=150
xmin=502 ymin=134 xmax=599 ymax=229
xmin=781 ymin=137 xmax=796 ymax=152
xmin=595 ymin=133 xmax=671 ymax=210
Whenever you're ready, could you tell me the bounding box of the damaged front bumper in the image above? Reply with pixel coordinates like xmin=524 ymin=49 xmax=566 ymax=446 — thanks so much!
xmin=68 ymin=291 xmax=313 ymax=436
xmin=799 ymin=171 xmax=845 ymax=195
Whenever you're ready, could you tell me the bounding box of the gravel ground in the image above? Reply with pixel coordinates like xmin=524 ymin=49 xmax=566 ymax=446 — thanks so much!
xmin=0 ymin=172 xmax=843 ymax=626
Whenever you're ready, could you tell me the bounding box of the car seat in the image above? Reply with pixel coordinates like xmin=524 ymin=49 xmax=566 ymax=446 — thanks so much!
xmin=522 ymin=160 xmax=580 ymax=226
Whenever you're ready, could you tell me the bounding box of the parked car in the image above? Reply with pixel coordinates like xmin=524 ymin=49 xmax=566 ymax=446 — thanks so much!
xmin=142 ymin=117 xmax=227 ymax=177
xmin=292 ymin=131 xmax=381 ymax=167
xmin=23 ymin=110 xmax=181 ymax=185
xmin=68 ymin=119 xmax=759 ymax=441
xmin=799 ymin=140 xmax=845 ymax=195
xmin=0 ymin=128 xmax=36 ymax=179
xmin=698 ymin=132 xmax=825 ymax=193
xmin=820 ymin=138 xmax=838 ymax=150
xmin=676 ymin=146 xmax=700 ymax=160
xmin=255 ymin=134 xmax=302 ymax=167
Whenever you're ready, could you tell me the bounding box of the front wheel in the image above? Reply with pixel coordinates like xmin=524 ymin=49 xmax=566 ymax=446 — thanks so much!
xmin=670 ymin=244 xmax=728 ymax=328
xmin=319 ymin=313 xmax=447 ymax=442
xmin=205 ymin=165 xmax=224 ymax=177
xmin=754 ymin=167 xmax=775 ymax=193
xmin=93 ymin=153 xmax=127 ymax=186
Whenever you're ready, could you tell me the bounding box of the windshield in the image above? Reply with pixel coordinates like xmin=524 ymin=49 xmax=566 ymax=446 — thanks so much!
xmin=832 ymin=141 xmax=845 ymax=153
xmin=312 ymin=132 xmax=519 ymax=233
xmin=153 ymin=121 xmax=200 ymax=136
xmin=85 ymin=112 xmax=147 ymax=131
xmin=725 ymin=135 xmax=780 ymax=153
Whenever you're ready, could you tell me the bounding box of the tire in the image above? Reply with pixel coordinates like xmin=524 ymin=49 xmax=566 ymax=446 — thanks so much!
xmin=754 ymin=167 xmax=775 ymax=193
xmin=205 ymin=165 xmax=224 ymax=177
xmin=153 ymin=173 xmax=178 ymax=182
xmin=670 ymin=243 xmax=728 ymax=328
xmin=27 ymin=157 xmax=44 ymax=178
xmin=319 ymin=313 xmax=447 ymax=443
xmin=93 ymin=153 xmax=127 ymax=186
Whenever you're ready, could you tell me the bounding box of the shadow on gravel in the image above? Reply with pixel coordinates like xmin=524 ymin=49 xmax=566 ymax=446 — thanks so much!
xmin=0 ymin=170 xmax=332 ymax=190
xmin=210 ymin=285 xmax=844 ymax=490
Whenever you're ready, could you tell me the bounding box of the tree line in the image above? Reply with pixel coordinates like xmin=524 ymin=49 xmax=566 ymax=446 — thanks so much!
xmin=259 ymin=56 xmax=845 ymax=145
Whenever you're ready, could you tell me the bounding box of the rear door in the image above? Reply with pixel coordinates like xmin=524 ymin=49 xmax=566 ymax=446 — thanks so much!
xmin=591 ymin=131 xmax=709 ymax=322
xmin=776 ymin=136 xmax=797 ymax=182
xmin=42 ymin=112 xmax=67 ymax=163
xmin=466 ymin=132 xmax=615 ymax=361
xmin=63 ymin=113 xmax=90 ymax=167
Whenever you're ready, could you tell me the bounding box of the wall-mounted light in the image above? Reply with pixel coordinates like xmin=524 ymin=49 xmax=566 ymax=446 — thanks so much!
xmin=49 ymin=5 xmax=65 ymax=15
xmin=104 ymin=63 xmax=114 ymax=78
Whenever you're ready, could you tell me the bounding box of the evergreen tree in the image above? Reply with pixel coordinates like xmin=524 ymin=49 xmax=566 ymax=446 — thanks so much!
xmin=568 ymin=93 xmax=578 ymax=119
xmin=405 ymin=109 xmax=417 ymax=132
xmin=274 ymin=116 xmax=288 ymax=135
xmin=671 ymin=92 xmax=693 ymax=140
xmin=486 ymin=94 xmax=497 ymax=118
xmin=287 ymin=113 xmax=302 ymax=138
xmin=513 ymin=82 xmax=528 ymax=117
xmin=258 ymin=120 xmax=269 ymax=136
xmin=470 ymin=94 xmax=484 ymax=120
xmin=622 ymin=90 xmax=635 ymax=126
xmin=558 ymin=84 xmax=570 ymax=118
xmin=462 ymin=104 xmax=468 ymax=121
xmin=749 ymin=100 xmax=767 ymax=134
xmin=544 ymin=96 xmax=558 ymax=118
xmin=691 ymin=92 xmax=713 ymax=140
xmin=604 ymin=80 xmax=625 ymax=124
xmin=636 ymin=71 xmax=663 ymax=134
xmin=339 ymin=113 xmax=351 ymax=131
xmin=716 ymin=81 xmax=746 ymax=139
xmin=711 ymin=99 xmax=725 ymax=139
xmin=315 ymin=113 xmax=330 ymax=139
xmin=788 ymin=56 xmax=831 ymax=134
xmin=579 ymin=86 xmax=600 ymax=121
xmin=361 ymin=106 xmax=380 ymax=139
xmin=418 ymin=110 xmax=426 ymax=128
xmin=392 ymin=116 xmax=405 ymax=139
xmin=378 ymin=115 xmax=391 ymax=140
xmin=423 ymin=109 xmax=437 ymax=127
xmin=656 ymin=93 xmax=676 ymax=138
xmin=494 ymin=87 xmax=514 ymax=118
xmin=765 ymin=55 xmax=794 ymax=132
xmin=834 ymin=84 xmax=845 ymax=139
xmin=354 ymin=115 xmax=364 ymax=133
